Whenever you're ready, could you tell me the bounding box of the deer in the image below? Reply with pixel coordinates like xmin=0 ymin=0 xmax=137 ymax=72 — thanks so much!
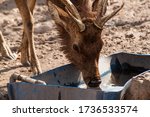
xmin=108 ymin=0 xmax=115 ymax=5
xmin=0 ymin=31 xmax=16 ymax=60
xmin=14 ymin=0 xmax=42 ymax=75
xmin=14 ymin=0 xmax=124 ymax=88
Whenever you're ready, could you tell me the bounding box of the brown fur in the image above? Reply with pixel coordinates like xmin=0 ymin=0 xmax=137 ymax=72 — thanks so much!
xmin=48 ymin=0 xmax=104 ymax=87
xmin=59 ymin=19 xmax=103 ymax=83
xmin=14 ymin=0 xmax=42 ymax=74
xmin=48 ymin=0 xmax=123 ymax=87
xmin=15 ymin=0 xmax=123 ymax=87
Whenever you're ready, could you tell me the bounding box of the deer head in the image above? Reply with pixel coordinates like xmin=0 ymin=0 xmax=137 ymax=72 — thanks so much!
xmin=47 ymin=0 xmax=124 ymax=88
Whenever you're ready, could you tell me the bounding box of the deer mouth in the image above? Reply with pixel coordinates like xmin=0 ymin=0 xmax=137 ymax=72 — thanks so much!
xmin=88 ymin=78 xmax=101 ymax=88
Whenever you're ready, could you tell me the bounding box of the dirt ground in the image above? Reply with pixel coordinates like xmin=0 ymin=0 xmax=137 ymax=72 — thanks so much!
xmin=0 ymin=0 xmax=150 ymax=99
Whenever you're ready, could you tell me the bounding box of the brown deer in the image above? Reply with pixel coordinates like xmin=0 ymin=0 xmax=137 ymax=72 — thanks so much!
xmin=47 ymin=0 xmax=124 ymax=87
xmin=108 ymin=0 xmax=115 ymax=5
xmin=14 ymin=0 xmax=41 ymax=74
xmin=15 ymin=0 xmax=123 ymax=87
xmin=0 ymin=31 xmax=16 ymax=60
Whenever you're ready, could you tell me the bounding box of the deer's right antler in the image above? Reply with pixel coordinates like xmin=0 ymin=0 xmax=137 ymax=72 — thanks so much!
xmin=61 ymin=0 xmax=85 ymax=32
xmin=47 ymin=0 xmax=85 ymax=32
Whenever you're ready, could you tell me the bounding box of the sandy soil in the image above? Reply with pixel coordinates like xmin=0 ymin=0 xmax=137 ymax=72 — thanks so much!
xmin=0 ymin=0 xmax=150 ymax=99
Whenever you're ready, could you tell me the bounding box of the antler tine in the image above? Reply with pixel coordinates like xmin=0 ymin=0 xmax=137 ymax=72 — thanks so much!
xmin=95 ymin=0 xmax=107 ymax=17
xmin=101 ymin=2 xmax=124 ymax=25
xmin=47 ymin=0 xmax=63 ymax=25
xmin=60 ymin=0 xmax=85 ymax=32
xmin=101 ymin=0 xmax=108 ymax=16
xmin=94 ymin=1 xmax=124 ymax=29
xmin=82 ymin=0 xmax=94 ymax=12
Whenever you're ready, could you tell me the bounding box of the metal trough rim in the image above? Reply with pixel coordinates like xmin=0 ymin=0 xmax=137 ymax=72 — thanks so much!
xmin=7 ymin=52 xmax=150 ymax=100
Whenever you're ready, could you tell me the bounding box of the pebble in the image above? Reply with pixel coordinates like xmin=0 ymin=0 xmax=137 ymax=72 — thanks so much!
xmin=41 ymin=50 xmax=47 ymax=55
xmin=125 ymin=33 xmax=134 ymax=38
xmin=38 ymin=54 xmax=44 ymax=59
xmin=2 ymin=20 xmax=10 ymax=27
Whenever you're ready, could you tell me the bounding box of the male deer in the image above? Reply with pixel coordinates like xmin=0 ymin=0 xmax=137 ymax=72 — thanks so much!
xmin=47 ymin=0 xmax=124 ymax=87
xmin=14 ymin=0 xmax=41 ymax=74
xmin=15 ymin=0 xmax=123 ymax=87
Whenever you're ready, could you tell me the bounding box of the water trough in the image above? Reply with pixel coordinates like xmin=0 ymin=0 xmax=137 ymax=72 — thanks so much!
xmin=7 ymin=52 xmax=150 ymax=100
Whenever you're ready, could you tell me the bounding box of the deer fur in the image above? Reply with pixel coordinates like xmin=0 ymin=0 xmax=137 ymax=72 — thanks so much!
xmin=14 ymin=0 xmax=41 ymax=74
xmin=14 ymin=0 xmax=123 ymax=87
xmin=47 ymin=0 xmax=124 ymax=87
xmin=0 ymin=31 xmax=16 ymax=59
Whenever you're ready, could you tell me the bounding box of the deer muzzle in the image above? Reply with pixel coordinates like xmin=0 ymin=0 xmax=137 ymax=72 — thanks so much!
xmin=87 ymin=76 xmax=101 ymax=88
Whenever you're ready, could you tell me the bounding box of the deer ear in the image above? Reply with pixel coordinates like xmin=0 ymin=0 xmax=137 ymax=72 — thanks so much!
xmin=73 ymin=44 xmax=80 ymax=53
xmin=92 ymin=0 xmax=99 ymax=11
xmin=47 ymin=0 xmax=70 ymax=25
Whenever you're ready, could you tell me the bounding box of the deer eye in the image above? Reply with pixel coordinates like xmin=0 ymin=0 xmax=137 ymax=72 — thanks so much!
xmin=73 ymin=44 xmax=80 ymax=53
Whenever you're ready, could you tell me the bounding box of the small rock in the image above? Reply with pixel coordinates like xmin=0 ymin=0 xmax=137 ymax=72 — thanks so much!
xmin=3 ymin=11 xmax=10 ymax=15
xmin=38 ymin=54 xmax=44 ymax=59
xmin=20 ymin=69 xmax=27 ymax=73
xmin=3 ymin=29 xmax=11 ymax=36
xmin=53 ymin=55 xmax=58 ymax=59
xmin=125 ymin=33 xmax=134 ymax=38
xmin=12 ymin=27 xmax=22 ymax=31
xmin=41 ymin=50 xmax=47 ymax=55
xmin=2 ymin=62 xmax=7 ymax=65
xmin=2 ymin=20 xmax=10 ymax=27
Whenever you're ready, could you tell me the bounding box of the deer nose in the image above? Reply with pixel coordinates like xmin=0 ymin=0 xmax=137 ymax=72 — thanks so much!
xmin=88 ymin=77 xmax=101 ymax=88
